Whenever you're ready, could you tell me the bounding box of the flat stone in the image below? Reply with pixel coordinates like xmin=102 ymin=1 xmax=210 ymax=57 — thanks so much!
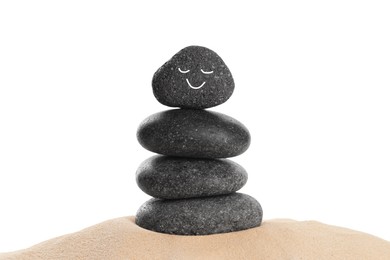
xmin=152 ymin=45 xmax=235 ymax=109
xmin=135 ymin=193 xmax=263 ymax=235
xmin=137 ymin=109 xmax=250 ymax=158
xmin=136 ymin=155 xmax=248 ymax=199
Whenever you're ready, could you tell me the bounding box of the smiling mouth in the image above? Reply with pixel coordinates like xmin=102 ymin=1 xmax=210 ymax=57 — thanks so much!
xmin=186 ymin=78 xmax=206 ymax=89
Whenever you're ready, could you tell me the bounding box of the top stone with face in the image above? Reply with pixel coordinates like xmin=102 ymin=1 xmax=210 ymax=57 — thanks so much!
xmin=152 ymin=46 xmax=235 ymax=109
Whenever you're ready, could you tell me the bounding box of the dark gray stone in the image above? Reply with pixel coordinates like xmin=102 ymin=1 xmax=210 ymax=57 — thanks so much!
xmin=135 ymin=193 xmax=263 ymax=235
xmin=136 ymin=109 xmax=250 ymax=158
xmin=136 ymin=155 xmax=248 ymax=199
xmin=152 ymin=46 xmax=235 ymax=109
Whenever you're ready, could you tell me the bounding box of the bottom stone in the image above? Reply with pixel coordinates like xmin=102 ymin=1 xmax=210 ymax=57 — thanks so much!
xmin=135 ymin=193 xmax=263 ymax=235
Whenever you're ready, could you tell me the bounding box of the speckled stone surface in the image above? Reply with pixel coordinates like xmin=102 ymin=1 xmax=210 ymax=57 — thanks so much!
xmin=136 ymin=155 xmax=248 ymax=199
xmin=135 ymin=193 xmax=263 ymax=235
xmin=137 ymin=109 xmax=250 ymax=158
xmin=152 ymin=46 xmax=234 ymax=109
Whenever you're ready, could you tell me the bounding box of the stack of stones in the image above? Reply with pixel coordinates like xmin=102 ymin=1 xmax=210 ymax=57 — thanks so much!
xmin=135 ymin=46 xmax=263 ymax=235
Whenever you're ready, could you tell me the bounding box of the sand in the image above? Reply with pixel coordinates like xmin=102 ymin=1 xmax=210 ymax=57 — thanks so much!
xmin=1 ymin=217 xmax=389 ymax=260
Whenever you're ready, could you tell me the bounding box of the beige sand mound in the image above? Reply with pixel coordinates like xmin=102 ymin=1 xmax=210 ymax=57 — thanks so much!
xmin=1 ymin=217 xmax=390 ymax=260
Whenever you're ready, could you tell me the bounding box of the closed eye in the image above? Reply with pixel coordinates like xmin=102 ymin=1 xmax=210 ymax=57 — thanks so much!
xmin=201 ymin=69 xmax=214 ymax=74
xmin=178 ymin=68 xmax=190 ymax=73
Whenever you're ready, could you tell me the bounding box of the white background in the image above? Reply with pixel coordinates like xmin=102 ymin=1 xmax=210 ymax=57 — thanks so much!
xmin=1 ymin=0 xmax=389 ymax=252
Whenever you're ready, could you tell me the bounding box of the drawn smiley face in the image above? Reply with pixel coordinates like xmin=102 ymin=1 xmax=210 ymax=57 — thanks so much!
xmin=152 ymin=45 xmax=235 ymax=109
xmin=177 ymin=67 xmax=214 ymax=89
